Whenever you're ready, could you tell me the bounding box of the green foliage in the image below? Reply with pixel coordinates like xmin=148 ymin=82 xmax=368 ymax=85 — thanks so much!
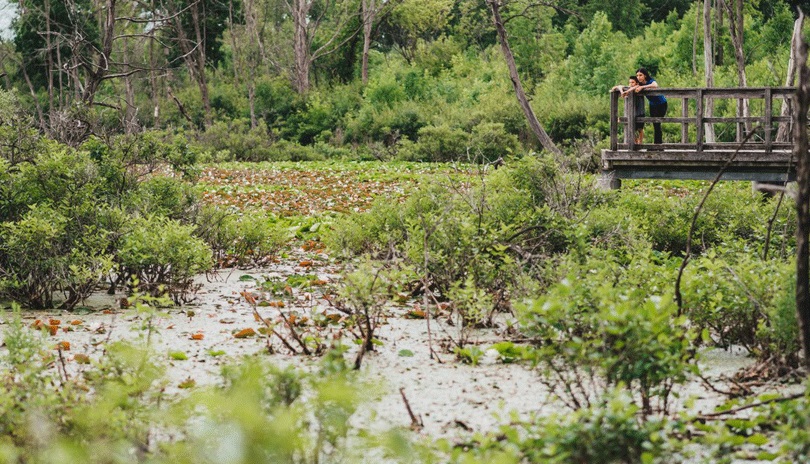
xmin=0 ymin=90 xmax=42 ymax=165
xmin=404 ymin=124 xmax=469 ymax=162
xmin=774 ymin=390 xmax=810 ymax=462
xmin=520 ymin=249 xmax=696 ymax=413
xmin=118 ymin=216 xmax=213 ymax=303
xmin=0 ymin=205 xmax=113 ymax=309
xmin=201 ymin=209 xmax=290 ymax=266
xmin=681 ymin=250 xmax=798 ymax=365
xmin=196 ymin=118 xmax=277 ymax=162
xmin=468 ymin=122 xmax=521 ymax=161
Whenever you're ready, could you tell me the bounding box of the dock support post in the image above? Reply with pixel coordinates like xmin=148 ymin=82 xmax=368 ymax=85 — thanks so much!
xmin=597 ymin=171 xmax=621 ymax=190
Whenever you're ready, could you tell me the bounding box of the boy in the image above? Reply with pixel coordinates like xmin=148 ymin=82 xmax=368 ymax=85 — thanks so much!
xmin=611 ymin=76 xmax=645 ymax=144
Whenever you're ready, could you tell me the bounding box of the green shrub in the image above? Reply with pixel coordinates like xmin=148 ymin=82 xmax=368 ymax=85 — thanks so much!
xmin=224 ymin=212 xmax=289 ymax=266
xmin=681 ymin=250 xmax=796 ymax=364
xmin=118 ymin=216 xmax=213 ymax=303
xmin=468 ymin=122 xmax=521 ymax=161
xmin=133 ymin=176 xmax=200 ymax=221
xmin=195 ymin=119 xmax=277 ymax=162
xmin=0 ymin=90 xmax=42 ymax=165
xmin=520 ymin=249 xmax=695 ymax=414
xmin=0 ymin=205 xmax=113 ymax=309
xmin=407 ymin=124 xmax=469 ymax=162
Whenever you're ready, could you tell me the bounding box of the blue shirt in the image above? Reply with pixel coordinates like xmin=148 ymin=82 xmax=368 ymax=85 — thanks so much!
xmin=643 ymin=78 xmax=667 ymax=106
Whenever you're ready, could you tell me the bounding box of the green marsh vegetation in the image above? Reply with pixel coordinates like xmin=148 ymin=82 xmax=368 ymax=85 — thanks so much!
xmin=1 ymin=0 xmax=810 ymax=461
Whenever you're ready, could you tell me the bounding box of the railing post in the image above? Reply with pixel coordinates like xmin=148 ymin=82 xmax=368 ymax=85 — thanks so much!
xmin=764 ymin=87 xmax=773 ymax=153
xmin=737 ymin=98 xmax=744 ymax=143
xmin=696 ymin=89 xmax=704 ymax=153
xmin=626 ymin=93 xmax=636 ymax=150
xmin=610 ymin=90 xmax=618 ymax=151
xmin=681 ymin=97 xmax=689 ymax=143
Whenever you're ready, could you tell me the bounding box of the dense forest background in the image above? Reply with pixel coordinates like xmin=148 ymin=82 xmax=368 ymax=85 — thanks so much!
xmin=0 ymin=0 xmax=808 ymax=157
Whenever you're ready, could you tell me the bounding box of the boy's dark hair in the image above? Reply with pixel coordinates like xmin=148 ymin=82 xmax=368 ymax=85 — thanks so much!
xmin=629 ymin=75 xmax=639 ymax=83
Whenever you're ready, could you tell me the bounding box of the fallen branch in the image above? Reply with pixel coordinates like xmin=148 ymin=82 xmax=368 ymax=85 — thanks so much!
xmin=400 ymin=387 xmax=424 ymax=431
xmin=697 ymin=392 xmax=804 ymax=420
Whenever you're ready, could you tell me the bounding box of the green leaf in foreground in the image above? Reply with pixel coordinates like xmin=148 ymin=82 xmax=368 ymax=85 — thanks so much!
xmin=398 ymin=349 xmax=414 ymax=357
xmin=169 ymin=351 xmax=188 ymax=360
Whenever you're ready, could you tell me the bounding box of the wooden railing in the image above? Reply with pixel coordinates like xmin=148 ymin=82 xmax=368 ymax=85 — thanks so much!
xmin=609 ymin=87 xmax=796 ymax=153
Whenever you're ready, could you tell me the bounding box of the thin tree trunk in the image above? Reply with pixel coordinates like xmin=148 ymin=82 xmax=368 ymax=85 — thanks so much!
xmin=724 ymin=0 xmax=750 ymax=133
xmin=703 ymin=0 xmax=716 ymax=142
xmin=777 ymin=16 xmax=804 ymax=142
xmin=692 ymin=3 xmax=699 ymax=76
xmin=245 ymin=0 xmax=259 ymax=127
xmin=19 ymin=62 xmax=46 ymax=129
xmin=361 ymin=0 xmax=375 ymax=85
xmin=149 ymin=18 xmax=160 ymax=128
xmin=488 ymin=0 xmax=561 ymax=156
xmin=793 ymin=14 xmax=810 ymax=369
xmin=191 ymin=3 xmax=213 ymax=127
xmin=44 ymin=0 xmax=55 ymax=122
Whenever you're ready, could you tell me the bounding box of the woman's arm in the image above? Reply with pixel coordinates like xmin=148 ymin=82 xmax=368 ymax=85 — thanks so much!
xmin=635 ymin=80 xmax=659 ymax=92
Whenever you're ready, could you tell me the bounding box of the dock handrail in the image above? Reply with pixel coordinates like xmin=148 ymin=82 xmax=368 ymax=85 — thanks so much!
xmin=609 ymin=87 xmax=796 ymax=153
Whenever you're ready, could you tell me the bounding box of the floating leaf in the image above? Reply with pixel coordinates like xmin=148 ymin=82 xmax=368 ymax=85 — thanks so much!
xmin=405 ymin=310 xmax=426 ymax=319
xmin=70 ymin=320 xmax=82 ymax=326
xmin=208 ymin=350 xmax=226 ymax=357
xmin=73 ymin=354 xmax=91 ymax=364
xmin=234 ymin=328 xmax=257 ymax=338
xmin=398 ymin=349 xmax=414 ymax=357
xmin=190 ymin=333 xmax=204 ymax=340
xmin=178 ymin=378 xmax=196 ymax=389
xmin=49 ymin=319 xmax=61 ymax=326
xmin=747 ymin=434 xmax=769 ymax=446
xmin=169 ymin=351 xmax=188 ymax=360
xmin=54 ymin=341 xmax=70 ymax=351
xmin=238 ymin=275 xmax=257 ymax=281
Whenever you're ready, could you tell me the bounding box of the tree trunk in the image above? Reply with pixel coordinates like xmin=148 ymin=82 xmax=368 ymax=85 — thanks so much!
xmin=244 ymin=0 xmax=259 ymax=127
xmin=361 ymin=0 xmax=375 ymax=85
xmin=292 ymin=0 xmax=312 ymax=94
xmin=692 ymin=4 xmax=699 ymax=76
xmin=793 ymin=16 xmax=810 ymax=369
xmin=724 ymin=0 xmax=750 ymax=133
xmin=488 ymin=0 xmax=561 ymax=156
xmin=191 ymin=3 xmax=213 ymax=127
xmin=777 ymin=16 xmax=804 ymax=142
xmin=703 ymin=0 xmax=716 ymax=142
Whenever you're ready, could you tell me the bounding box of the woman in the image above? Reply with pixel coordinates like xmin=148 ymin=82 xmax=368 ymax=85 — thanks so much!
xmin=634 ymin=67 xmax=667 ymax=144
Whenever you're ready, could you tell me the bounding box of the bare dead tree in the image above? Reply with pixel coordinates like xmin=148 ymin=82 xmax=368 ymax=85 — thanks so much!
xmin=487 ymin=0 xmax=561 ymax=156
xmin=721 ymin=0 xmax=751 ymax=133
xmin=286 ymin=0 xmax=361 ymax=93
xmin=703 ymin=0 xmax=716 ymax=142
xmin=777 ymin=15 xmax=804 ymax=143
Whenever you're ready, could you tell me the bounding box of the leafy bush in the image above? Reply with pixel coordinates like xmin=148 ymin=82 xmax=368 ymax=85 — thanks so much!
xmin=681 ymin=250 xmax=797 ymax=366
xmin=0 ymin=90 xmax=42 ymax=165
xmin=118 ymin=216 xmax=213 ymax=303
xmin=0 ymin=205 xmax=113 ymax=309
xmin=468 ymin=122 xmax=522 ymax=161
xmin=520 ymin=249 xmax=696 ymax=414
xmin=195 ymin=118 xmax=277 ymax=162
xmin=405 ymin=124 xmax=469 ymax=162
xmin=133 ymin=176 xmax=200 ymax=221
xmin=224 ymin=212 xmax=289 ymax=266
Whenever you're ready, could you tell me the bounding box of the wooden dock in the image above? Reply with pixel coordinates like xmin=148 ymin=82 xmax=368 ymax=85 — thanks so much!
xmin=601 ymin=87 xmax=797 ymax=188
